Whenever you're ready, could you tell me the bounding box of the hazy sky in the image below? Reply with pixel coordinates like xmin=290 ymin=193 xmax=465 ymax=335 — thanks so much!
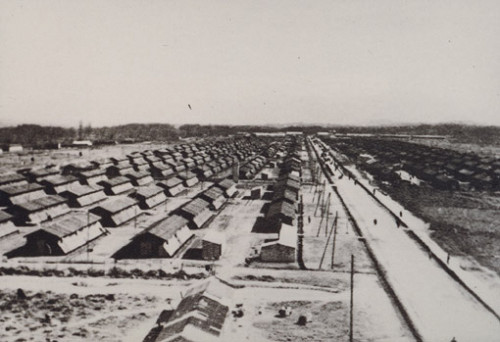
xmin=1 ymin=0 xmax=499 ymax=127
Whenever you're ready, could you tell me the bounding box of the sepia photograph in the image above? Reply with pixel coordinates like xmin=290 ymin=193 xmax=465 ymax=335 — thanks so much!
xmin=0 ymin=1 xmax=499 ymax=341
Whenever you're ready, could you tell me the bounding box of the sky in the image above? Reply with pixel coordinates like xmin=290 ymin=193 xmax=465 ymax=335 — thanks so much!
xmin=0 ymin=0 xmax=499 ymax=128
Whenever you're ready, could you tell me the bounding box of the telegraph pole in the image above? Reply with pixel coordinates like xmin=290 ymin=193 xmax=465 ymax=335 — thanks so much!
xmin=331 ymin=212 xmax=338 ymax=270
xmin=350 ymin=254 xmax=354 ymax=342
xmin=297 ymin=195 xmax=306 ymax=270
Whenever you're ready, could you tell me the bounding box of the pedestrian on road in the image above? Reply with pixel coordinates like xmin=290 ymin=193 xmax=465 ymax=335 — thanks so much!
xmin=308 ymin=216 xmax=311 ymax=224
xmin=450 ymin=337 xmax=457 ymax=342
xmin=399 ymin=211 xmax=403 ymax=217
xmin=447 ymin=253 xmax=450 ymax=265
xmin=373 ymin=219 xmax=377 ymax=225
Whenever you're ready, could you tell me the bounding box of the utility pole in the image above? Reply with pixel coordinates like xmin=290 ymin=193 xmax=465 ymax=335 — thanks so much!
xmin=314 ymin=186 xmax=323 ymax=216
xmin=324 ymin=193 xmax=331 ymax=238
xmin=331 ymin=212 xmax=338 ymax=270
xmin=297 ymin=195 xmax=306 ymax=270
xmin=86 ymin=210 xmax=90 ymax=263
xmin=350 ymin=254 xmax=354 ymax=342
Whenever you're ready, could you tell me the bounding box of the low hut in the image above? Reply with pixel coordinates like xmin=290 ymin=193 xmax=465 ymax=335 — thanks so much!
xmin=130 ymin=185 xmax=167 ymax=209
xmin=10 ymin=195 xmax=70 ymax=225
xmin=22 ymin=212 xmax=106 ymax=256
xmin=119 ymin=215 xmax=193 ymax=258
xmin=199 ymin=187 xmax=226 ymax=210
xmin=202 ymin=231 xmax=225 ymax=260
xmin=60 ymin=185 xmax=107 ymax=207
xmin=0 ymin=183 xmax=46 ymax=207
xmin=40 ymin=175 xmax=80 ymax=194
xmin=260 ymin=224 xmax=296 ymax=262
xmin=157 ymin=177 xmax=185 ymax=197
xmin=178 ymin=198 xmax=213 ymax=229
xmin=90 ymin=196 xmax=141 ymax=227
xmin=97 ymin=176 xmax=134 ymax=196
xmin=214 ymin=179 xmax=238 ymax=198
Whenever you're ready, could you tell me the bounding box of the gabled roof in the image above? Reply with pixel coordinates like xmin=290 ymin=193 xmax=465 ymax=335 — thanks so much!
xmin=40 ymin=175 xmax=78 ymax=186
xmin=154 ymin=278 xmax=232 ymax=342
xmin=60 ymin=185 xmax=102 ymax=197
xmin=215 ymin=179 xmax=235 ymax=190
xmin=31 ymin=212 xmax=101 ymax=238
xmin=0 ymin=183 xmax=45 ymax=196
xmin=177 ymin=171 xmax=197 ymax=181
xmin=93 ymin=196 xmax=137 ymax=214
xmin=159 ymin=177 xmax=183 ymax=188
xmin=99 ymin=176 xmax=131 ymax=187
xmin=27 ymin=168 xmax=59 ymax=177
xmin=134 ymin=184 xmax=164 ymax=198
xmin=144 ymin=215 xmax=189 ymax=241
xmin=0 ymin=173 xmax=26 ymax=185
xmin=181 ymin=198 xmax=210 ymax=217
xmin=199 ymin=187 xmax=225 ymax=202
xmin=266 ymin=200 xmax=296 ymax=220
xmin=78 ymin=168 xmax=106 ymax=177
xmin=124 ymin=170 xmax=151 ymax=179
xmin=15 ymin=195 xmax=67 ymax=212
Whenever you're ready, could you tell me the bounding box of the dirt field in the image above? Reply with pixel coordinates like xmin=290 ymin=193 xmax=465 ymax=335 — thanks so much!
xmin=377 ymin=181 xmax=500 ymax=275
xmin=0 ymin=280 xmax=174 ymax=342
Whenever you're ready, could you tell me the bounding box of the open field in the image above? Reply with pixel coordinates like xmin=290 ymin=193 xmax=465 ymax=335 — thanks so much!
xmin=377 ymin=181 xmax=500 ymax=275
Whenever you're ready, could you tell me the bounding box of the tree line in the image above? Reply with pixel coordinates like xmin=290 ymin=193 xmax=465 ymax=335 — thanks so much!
xmin=0 ymin=123 xmax=499 ymax=148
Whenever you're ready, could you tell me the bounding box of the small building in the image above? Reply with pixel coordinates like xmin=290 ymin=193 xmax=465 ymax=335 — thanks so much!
xmin=72 ymin=140 xmax=93 ymax=147
xmin=150 ymin=163 xmax=175 ymax=179
xmin=106 ymin=164 xmax=135 ymax=178
xmin=26 ymin=168 xmax=59 ymax=183
xmin=260 ymin=224 xmax=296 ymax=262
xmin=91 ymin=158 xmax=114 ymax=170
xmin=117 ymin=215 xmax=193 ymax=258
xmin=130 ymin=157 xmax=150 ymax=172
xmin=266 ymin=200 xmax=296 ymax=228
xmin=202 ymin=231 xmax=224 ymax=260
xmin=178 ymin=198 xmax=213 ymax=229
xmin=124 ymin=170 xmax=154 ymax=187
xmin=272 ymin=186 xmax=298 ymax=205
xmin=60 ymin=185 xmax=107 ymax=207
xmin=10 ymin=195 xmax=70 ymax=225
xmin=0 ymin=173 xmax=27 ymax=187
xmin=129 ymin=184 xmax=167 ymax=209
xmin=77 ymin=168 xmax=107 ymax=186
xmin=90 ymin=196 xmax=141 ymax=227
xmin=157 ymin=177 xmax=185 ymax=197
xmin=250 ymin=186 xmax=263 ymax=199
xmin=21 ymin=212 xmax=106 ymax=256
xmin=8 ymin=144 xmax=23 ymax=153
xmin=0 ymin=183 xmax=47 ymax=207
xmin=178 ymin=171 xmax=200 ymax=188
xmin=97 ymin=176 xmax=134 ymax=196
xmin=193 ymin=165 xmax=214 ymax=180
xmin=198 ymin=187 xmax=226 ymax=210
xmin=61 ymin=160 xmax=96 ymax=175
xmin=143 ymin=278 xmax=232 ymax=342
xmin=40 ymin=175 xmax=80 ymax=194
xmin=110 ymin=156 xmax=128 ymax=165
xmin=275 ymin=177 xmax=300 ymax=194
xmin=214 ymin=179 xmax=238 ymax=198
